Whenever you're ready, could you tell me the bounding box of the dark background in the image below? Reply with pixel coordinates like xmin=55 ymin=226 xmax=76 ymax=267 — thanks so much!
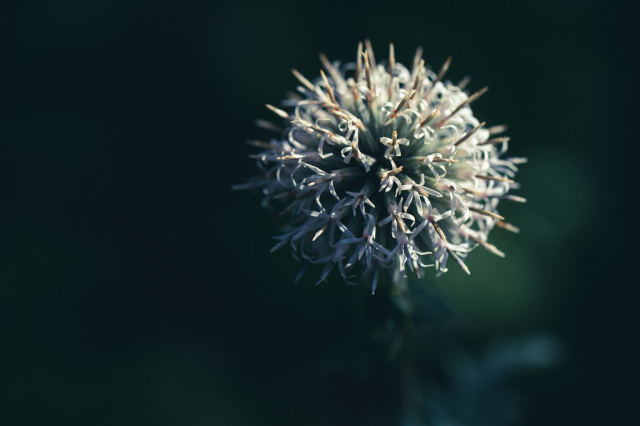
xmin=0 ymin=0 xmax=635 ymax=425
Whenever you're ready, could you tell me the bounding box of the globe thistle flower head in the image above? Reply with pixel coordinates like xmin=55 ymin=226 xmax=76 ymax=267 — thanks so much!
xmin=234 ymin=41 xmax=526 ymax=293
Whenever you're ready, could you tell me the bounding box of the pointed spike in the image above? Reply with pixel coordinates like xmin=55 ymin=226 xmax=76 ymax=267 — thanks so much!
xmin=470 ymin=236 xmax=505 ymax=257
xmin=437 ymin=86 xmax=489 ymax=127
xmin=413 ymin=59 xmax=425 ymax=91
xmin=355 ymin=42 xmax=363 ymax=82
xmin=364 ymin=39 xmax=375 ymax=66
xmin=502 ymin=194 xmax=527 ymax=203
xmin=388 ymin=43 xmax=395 ymax=99
xmin=320 ymin=70 xmax=338 ymax=105
xmin=412 ymin=46 xmax=423 ymax=74
xmin=419 ymin=107 xmax=441 ymax=127
xmin=453 ymin=122 xmax=485 ymax=146
xmin=437 ymin=56 xmax=452 ymax=84
xmin=431 ymin=157 xmax=458 ymax=164
xmin=475 ymin=174 xmax=514 ymax=183
xmin=362 ymin=51 xmax=373 ymax=101
xmin=460 ymin=186 xmax=482 ymax=195
xmin=457 ymin=75 xmax=471 ymax=90
xmin=447 ymin=247 xmax=470 ymax=274
xmin=431 ymin=220 xmax=448 ymax=244
xmin=319 ymin=52 xmax=343 ymax=87
xmin=255 ymin=119 xmax=282 ymax=133
xmin=488 ymin=124 xmax=509 ymax=135
xmin=469 ymin=207 xmax=505 ymax=220
xmin=291 ymin=69 xmax=315 ymax=91
xmin=245 ymin=139 xmax=273 ymax=149
xmin=496 ymin=220 xmax=520 ymax=233
xmin=394 ymin=90 xmax=416 ymax=114
xmin=312 ymin=223 xmax=330 ymax=241
xmin=318 ymin=52 xmax=332 ymax=71
xmin=425 ymin=56 xmax=451 ymax=96
xmin=478 ymin=137 xmax=510 ymax=146
xmin=265 ymin=103 xmax=289 ymax=119
xmin=423 ymin=56 xmax=451 ymax=98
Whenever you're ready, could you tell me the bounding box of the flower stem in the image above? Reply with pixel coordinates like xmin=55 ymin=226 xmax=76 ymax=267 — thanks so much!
xmin=390 ymin=276 xmax=424 ymax=424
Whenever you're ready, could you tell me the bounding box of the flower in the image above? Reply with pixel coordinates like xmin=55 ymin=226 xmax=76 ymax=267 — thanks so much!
xmin=234 ymin=41 xmax=526 ymax=292
xmin=380 ymin=131 xmax=410 ymax=159
xmin=398 ymin=173 xmax=443 ymax=217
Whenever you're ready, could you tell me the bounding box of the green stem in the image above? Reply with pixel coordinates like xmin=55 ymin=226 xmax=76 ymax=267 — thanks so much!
xmin=390 ymin=276 xmax=423 ymax=423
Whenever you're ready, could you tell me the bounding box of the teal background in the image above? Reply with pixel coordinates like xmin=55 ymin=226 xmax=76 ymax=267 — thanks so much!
xmin=0 ymin=0 xmax=634 ymax=425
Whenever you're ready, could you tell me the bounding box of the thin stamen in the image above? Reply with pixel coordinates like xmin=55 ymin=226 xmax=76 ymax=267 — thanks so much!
xmin=362 ymin=51 xmax=374 ymax=102
xmin=475 ymin=174 xmax=514 ymax=183
xmin=496 ymin=220 xmax=520 ymax=233
xmin=413 ymin=59 xmax=424 ymax=91
xmin=412 ymin=46 xmax=423 ymax=75
xmin=415 ymin=155 xmax=457 ymax=164
xmin=419 ymin=107 xmax=441 ymax=127
xmin=469 ymin=207 xmax=505 ymax=220
xmin=380 ymin=165 xmax=403 ymax=181
xmin=295 ymin=119 xmax=336 ymax=139
xmin=502 ymin=194 xmax=527 ymax=203
xmin=425 ymin=56 xmax=451 ymax=97
xmin=488 ymin=124 xmax=508 ymax=135
xmin=431 ymin=220 xmax=448 ymax=243
xmin=392 ymin=214 xmax=406 ymax=233
xmin=415 ymin=187 xmax=433 ymax=197
xmin=388 ymin=43 xmax=395 ymax=99
xmin=478 ymin=137 xmax=510 ymax=146
xmin=447 ymin=247 xmax=470 ymax=274
xmin=454 ymin=122 xmax=486 ymax=146
xmin=468 ymin=235 xmax=504 ymax=257
xmin=319 ymin=52 xmax=341 ymax=85
xmin=355 ymin=42 xmax=363 ymax=82
xmin=318 ymin=52 xmax=331 ymax=70
xmin=246 ymin=140 xmax=275 ymax=149
xmin=320 ymin=70 xmax=338 ymax=105
xmin=265 ymin=104 xmax=290 ymax=119
xmin=291 ymin=69 xmax=315 ymax=92
xmin=364 ymin=39 xmax=375 ymax=68
xmin=390 ymin=131 xmax=398 ymax=148
xmin=350 ymin=141 xmax=362 ymax=161
xmin=437 ymin=86 xmax=489 ymax=127
xmin=431 ymin=157 xmax=458 ymax=163
xmin=276 ymin=155 xmax=302 ymax=161
xmin=331 ymin=109 xmax=364 ymax=129
xmin=457 ymin=76 xmax=471 ymax=90
xmin=278 ymin=191 xmax=315 ymax=216
xmin=435 ymin=56 xmax=452 ymax=85
xmin=313 ymin=222 xmax=330 ymax=241
xmin=461 ymin=187 xmax=482 ymax=195
xmin=285 ymin=90 xmax=302 ymax=101
xmin=255 ymin=119 xmax=282 ymax=133
xmin=393 ymin=90 xmax=416 ymax=116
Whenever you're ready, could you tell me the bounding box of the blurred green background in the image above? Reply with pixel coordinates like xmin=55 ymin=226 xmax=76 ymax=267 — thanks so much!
xmin=0 ymin=0 xmax=634 ymax=425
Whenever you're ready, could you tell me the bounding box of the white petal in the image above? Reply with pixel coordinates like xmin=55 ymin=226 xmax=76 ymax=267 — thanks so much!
xmin=378 ymin=215 xmax=393 ymax=226
xmin=303 ymin=163 xmax=326 ymax=174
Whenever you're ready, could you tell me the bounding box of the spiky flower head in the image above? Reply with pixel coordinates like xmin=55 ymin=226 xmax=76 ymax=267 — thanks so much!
xmin=234 ymin=41 xmax=526 ymax=293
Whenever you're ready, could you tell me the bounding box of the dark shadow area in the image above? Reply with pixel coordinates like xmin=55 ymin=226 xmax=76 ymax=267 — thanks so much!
xmin=0 ymin=0 xmax=635 ymax=425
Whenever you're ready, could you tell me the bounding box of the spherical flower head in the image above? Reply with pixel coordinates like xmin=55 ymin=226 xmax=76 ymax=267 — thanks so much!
xmin=234 ymin=41 xmax=526 ymax=293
